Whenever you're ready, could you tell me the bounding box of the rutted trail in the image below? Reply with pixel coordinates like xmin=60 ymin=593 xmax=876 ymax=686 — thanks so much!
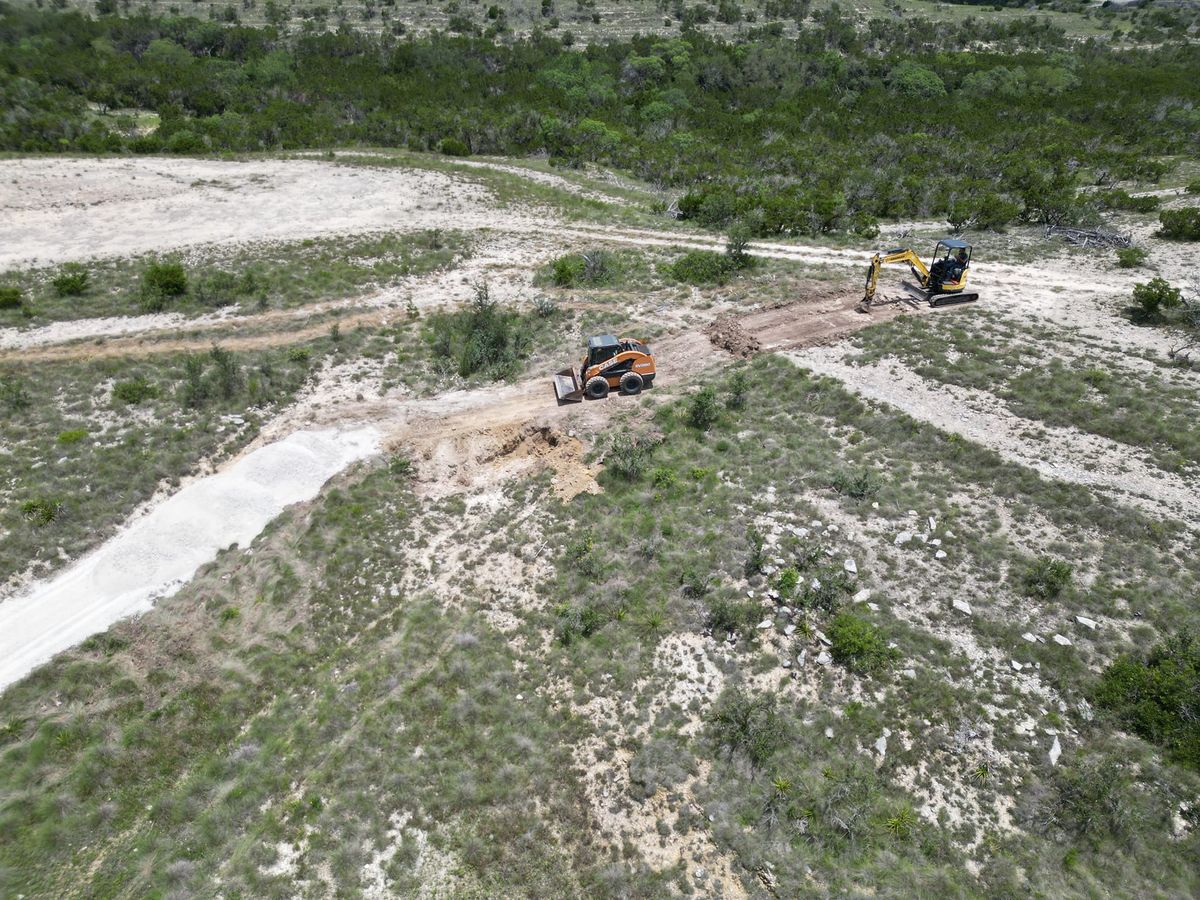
xmin=786 ymin=345 xmax=1200 ymax=530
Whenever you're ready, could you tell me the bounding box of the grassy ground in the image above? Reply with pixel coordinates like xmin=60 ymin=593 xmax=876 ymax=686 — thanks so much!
xmin=3 ymin=354 xmax=1196 ymax=896
xmin=0 ymin=229 xmax=468 ymax=326
xmin=848 ymin=306 xmax=1200 ymax=474
xmin=0 ymin=339 xmax=334 ymax=587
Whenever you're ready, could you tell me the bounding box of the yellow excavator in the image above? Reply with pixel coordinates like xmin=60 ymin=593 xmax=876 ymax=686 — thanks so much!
xmin=859 ymin=238 xmax=979 ymax=311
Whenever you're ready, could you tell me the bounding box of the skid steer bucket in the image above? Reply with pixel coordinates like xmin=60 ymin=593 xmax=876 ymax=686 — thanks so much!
xmin=554 ymin=367 xmax=584 ymax=402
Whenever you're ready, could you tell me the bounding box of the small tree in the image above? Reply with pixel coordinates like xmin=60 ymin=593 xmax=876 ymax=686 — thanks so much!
xmin=686 ymin=386 xmax=720 ymax=430
xmin=829 ymin=611 xmax=896 ymax=675
xmin=725 ymin=222 xmax=752 ymax=269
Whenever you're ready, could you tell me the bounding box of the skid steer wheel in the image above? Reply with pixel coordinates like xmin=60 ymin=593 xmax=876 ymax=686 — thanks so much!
xmin=585 ymin=376 xmax=610 ymax=399
xmin=620 ymin=371 xmax=644 ymax=395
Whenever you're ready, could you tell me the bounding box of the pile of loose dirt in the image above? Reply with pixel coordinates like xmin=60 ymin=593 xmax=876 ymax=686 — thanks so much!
xmin=705 ymin=314 xmax=762 ymax=358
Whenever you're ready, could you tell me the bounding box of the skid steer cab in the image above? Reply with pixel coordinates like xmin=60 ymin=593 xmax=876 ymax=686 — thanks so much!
xmin=553 ymin=334 xmax=656 ymax=402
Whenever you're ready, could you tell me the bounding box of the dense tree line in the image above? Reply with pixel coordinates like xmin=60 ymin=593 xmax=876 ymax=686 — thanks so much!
xmin=1 ymin=4 xmax=1198 ymax=235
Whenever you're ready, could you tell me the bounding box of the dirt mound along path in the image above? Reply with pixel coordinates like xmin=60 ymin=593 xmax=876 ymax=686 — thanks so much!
xmin=704 ymin=291 xmax=930 ymax=357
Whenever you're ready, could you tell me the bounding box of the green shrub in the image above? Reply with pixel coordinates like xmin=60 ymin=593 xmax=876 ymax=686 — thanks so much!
xmin=1186 ymin=180 xmax=1200 ymax=195
xmin=1130 ymin=277 xmax=1182 ymax=320
xmin=725 ymin=222 xmax=753 ymax=268
xmin=550 ymin=254 xmax=584 ymax=286
xmin=286 ymin=346 xmax=312 ymax=364
xmin=706 ymin=596 xmax=759 ymax=638
xmin=1094 ymin=631 xmax=1200 ymax=770
xmin=832 ymin=467 xmax=879 ymax=499
xmin=57 ymin=428 xmax=87 ymax=444
xmin=1158 ymin=207 xmax=1200 ymax=241
xmin=686 ymin=386 xmax=720 ymax=430
xmin=725 ymin=370 xmax=749 ymax=410
xmin=0 ymin=286 xmax=22 ymax=310
xmin=438 ymin=136 xmax=470 ymax=156
xmin=744 ymin=525 xmax=765 ymax=576
xmin=1115 ymin=247 xmax=1148 ymax=268
xmin=1 ymin=375 xmax=31 ymax=411
xmin=1041 ymin=758 xmax=1135 ymax=846
xmin=1020 ymin=556 xmax=1073 ymax=600
xmin=666 ymin=250 xmax=732 ymax=284
xmin=829 ymin=611 xmax=896 ymax=674
xmin=774 ymin=566 xmax=800 ymax=600
xmin=112 ymin=376 xmax=158 ymax=404
xmin=141 ymin=260 xmax=188 ymax=310
xmin=51 ymin=263 xmax=90 ymax=297
xmin=707 ymin=686 xmax=784 ymax=768
xmin=602 ymin=429 xmax=658 ymax=481
xmin=194 ymin=270 xmax=262 ymax=308
xmin=555 ymin=600 xmax=607 ymax=645
xmin=21 ymin=497 xmax=63 ymax=527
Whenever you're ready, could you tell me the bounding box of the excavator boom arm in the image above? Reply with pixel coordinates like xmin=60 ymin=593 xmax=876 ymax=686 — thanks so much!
xmin=861 ymin=248 xmax=931 ymax=306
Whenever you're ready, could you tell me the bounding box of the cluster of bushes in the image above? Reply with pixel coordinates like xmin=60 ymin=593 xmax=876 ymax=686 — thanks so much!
xmin=1095 ymin=631 xmax=1200 ymax=771
xmin=2 ymin=8 xmax=1198 ymax=237
xmin=546 ymin=249 xmax=619 ymax=288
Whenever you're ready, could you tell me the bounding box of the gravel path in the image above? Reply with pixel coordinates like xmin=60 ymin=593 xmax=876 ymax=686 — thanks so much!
xmin=0 ymin=428 xmax=379 ymax=690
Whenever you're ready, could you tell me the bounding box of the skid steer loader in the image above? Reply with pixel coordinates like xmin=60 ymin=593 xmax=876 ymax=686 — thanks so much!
xmin=553 ymin=334 xmax=656 ymax=402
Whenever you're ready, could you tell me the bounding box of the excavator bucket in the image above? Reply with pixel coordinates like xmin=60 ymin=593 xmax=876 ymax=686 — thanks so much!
xmin=553 ymin=367 xmax=584 ymax=402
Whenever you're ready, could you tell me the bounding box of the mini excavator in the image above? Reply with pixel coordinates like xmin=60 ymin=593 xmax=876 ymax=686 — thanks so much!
xmin=553 ymin=334 xmax=656 ymax=402
xmin=858 ymin=238 xmax=980 ymax=312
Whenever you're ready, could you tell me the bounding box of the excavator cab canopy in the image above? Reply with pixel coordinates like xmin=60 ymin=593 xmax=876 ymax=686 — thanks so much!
xmin=933 ymin=238 xmax=972 ymax=265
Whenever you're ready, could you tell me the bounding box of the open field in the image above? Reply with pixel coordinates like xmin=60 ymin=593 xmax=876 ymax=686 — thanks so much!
xmin=1 ymin=146 xmax=1199 ymax=898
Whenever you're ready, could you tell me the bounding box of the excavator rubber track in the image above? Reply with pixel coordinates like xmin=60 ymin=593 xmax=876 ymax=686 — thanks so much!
xmin=553 ymin=367 xmax=584 ymax=402
xmin=929 ymin=292 xmax=980 ymax=308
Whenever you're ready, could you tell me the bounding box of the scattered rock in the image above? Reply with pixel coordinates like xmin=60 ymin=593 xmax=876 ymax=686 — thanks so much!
xmin=810 ymin=520 xmax=823 ymax=529
xmin=852 ymin=588 xmax=871 ymax=603
xmin=797 ymin=649 xmax=807 ymax=666
xmin=784 ymin=623 xmax=796 ymax=636
xmin=843 ymin=558 xmax=858 ymax=575
xmin=1048 ymin=736 xmax=1062 ymax=766
xmin=824 ymin=727 xmax=834 ymax=739
xmin=894 ymin=531 xmax=912 ymax=546
xmin=928 ymin=516 xmax=937 ymax=532
xmin=867 ymin=602 xmax=880 ymax=612
xmin=1052 ymin=634 xmax=1072 ymax=647
xmin=935 ymin=550 xmax=947 ymax=560
xmin=815 ymin=629 xmax=831 ymax=646
xmin=757 ymin=618 xmax=773 ymax=630
xmin=1011 ymin=660 xmax=1023 ymax=672
xmin=874 ymin=730 xmax=889 ymax=758
xmin=1021 ymin=632 xmax=1038 ymax=643
xmin=900 ymin=668 xmax=916 ymax=678
xmin=816 ymin=650 xmax=832 ymax=665
xmin=952 ymin=599 xmax=972 ymax=615
xmin=694 ymin=866 xmax=708 ymax=882
xmin=930 ymin=538 xmax=942 ymax=547
xmin=1075 ymin=615 xmax=1097 ymax=630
